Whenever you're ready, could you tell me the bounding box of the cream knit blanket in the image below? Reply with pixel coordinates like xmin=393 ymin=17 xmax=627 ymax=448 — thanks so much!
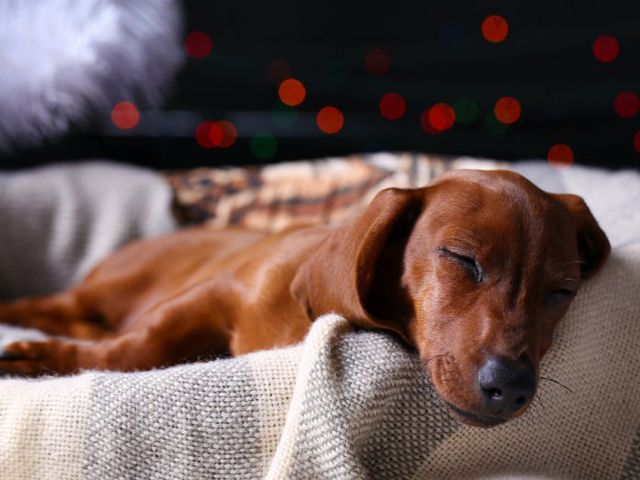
xmin=0 ymin=240 xmax=639 ymax=479
xmin=1 ymin=160 xmax=639 ymax=479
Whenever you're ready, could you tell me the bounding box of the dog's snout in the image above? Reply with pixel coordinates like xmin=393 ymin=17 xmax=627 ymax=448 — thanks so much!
xmin=477 ymin=356 xmax=535 ymax=417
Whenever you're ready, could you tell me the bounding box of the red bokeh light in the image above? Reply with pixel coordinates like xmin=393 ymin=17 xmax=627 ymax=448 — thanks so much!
xmin=481 ymin=15 xmax=509 ymax=43
xmin=613 ymin=91 xmax=639 ymax=118
xmin=316 ymin=106 xmax=344 ymax=134
xmin=634 ymin=131 xmax=640 ymax=154
xmin=210 ymin=120 xmax=238 ymax=148
xmin=547 ymin=144 xmax=574 ymax=167
xmin=494 ymin=97 xmax=521 ymax=124
xmin=593 ymin=35 xmax=619 ymax=63
xmin=185 ymin=31 xmax=213 ymax=59
xmin=267 ymin=59 xmax=293 ymax=85
xmin=278 ymin=78 xmax=306 ymax=106
xmin=379 ymin=93 xmax=406 ymax=120
xmin=364 ymin=48 xmax=392 ymax=76
xmin=111 ymin=101 xmax=140 ymax=130
xmin=422 ymin=103 xmax=455 ymax=133
xmin=195 ymin=121 xmax=215 ymax=148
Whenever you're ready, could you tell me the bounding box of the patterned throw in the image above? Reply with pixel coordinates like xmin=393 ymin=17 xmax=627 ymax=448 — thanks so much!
xmin=165 ymin=153 xmax=508 ymax=231
xmin=0 ymin=240 xmax=639 ymax=479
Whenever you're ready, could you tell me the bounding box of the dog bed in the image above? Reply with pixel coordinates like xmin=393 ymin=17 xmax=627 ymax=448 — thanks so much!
xmin=1 ymin=155 xmax=639 ymax=479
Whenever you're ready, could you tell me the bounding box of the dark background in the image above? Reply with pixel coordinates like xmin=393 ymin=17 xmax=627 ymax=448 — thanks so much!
xmin=5 ymin=0 xmax=640 ymax=170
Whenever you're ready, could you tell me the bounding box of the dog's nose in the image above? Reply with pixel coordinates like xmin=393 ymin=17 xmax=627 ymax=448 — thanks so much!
xmin=477 ymin=356 xmax=535 ymax=416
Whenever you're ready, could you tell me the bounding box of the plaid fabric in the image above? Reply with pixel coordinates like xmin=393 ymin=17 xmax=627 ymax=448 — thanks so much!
xmin=1 ymin=241 xmax=640 ymax=479
xmin=164 ymin=153 xmax=506 ymax=231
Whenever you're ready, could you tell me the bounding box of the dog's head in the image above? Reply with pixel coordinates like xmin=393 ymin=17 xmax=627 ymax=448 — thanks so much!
xmin=292 ymin=169 xmax=610 ymax=427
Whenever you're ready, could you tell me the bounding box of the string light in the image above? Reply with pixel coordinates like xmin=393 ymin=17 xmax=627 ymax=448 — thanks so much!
xmin=316 ymin=106 xmax=344 ymax=134
xmin=210 ymin=120 xmax=238 ymax=148
xmin=379 ymin=93 xmax=406 ymax=120
xmin=271 ymin=102 xmax=298 ymax=128
xmin=250 ymin=133 xmax=278 ymax=159
xmin=593 ymin=35 xmax=619 ymax=63
xmin=422 ymin=103 xmax=455 ymax=132
xmin=267 ymin=59 xmax=293 ymax=85
xmin=613 ymin=92 xmax=639 ymax=118
xmin=481 ymin=15 xmax=509 ymax=43
xmin=364 ymin=48 xmax=391 ymax=76
xmin=185 ymin=31 xmax=212 ymax=59
xmin=484 ymin=111 xmax=508 ymax=135
xmin=111 ymin=101 xmax=140 ymax=130
xmin=278 ymin=78 xmax=306 ymax=107
xmin=547 ymin=144 xmax=574 ymax=166
xmin=195 ymin=121 xmax=215 ymax=148
xmin=453 ymin=98 xmax=478 ymax=124
xmin=494 ymin=97 xmax=521 ymax=124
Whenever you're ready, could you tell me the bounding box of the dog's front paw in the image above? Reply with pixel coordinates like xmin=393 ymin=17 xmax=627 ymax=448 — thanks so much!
xmin=0 ymin=340 xmax=78 ymax=377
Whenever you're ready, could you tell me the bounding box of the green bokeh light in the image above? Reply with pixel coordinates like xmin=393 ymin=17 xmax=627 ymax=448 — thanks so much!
xmin=271 ymin=102 xmax=298 ymax=128
xmin=453 ymin=98 xmax=478 ymax=124
xmin=250 ymin=132 xmax=278 ymax=159
xmin=485 ymin=111 xmax=508 ymax=135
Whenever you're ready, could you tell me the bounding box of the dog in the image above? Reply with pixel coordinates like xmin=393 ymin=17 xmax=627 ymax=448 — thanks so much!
xmin=0 ymin=169 xmax=610 ymax=427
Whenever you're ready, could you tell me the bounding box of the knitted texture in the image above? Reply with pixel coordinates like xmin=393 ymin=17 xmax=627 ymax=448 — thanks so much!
xmin=0 ymin=242 xmax=639 ymax=479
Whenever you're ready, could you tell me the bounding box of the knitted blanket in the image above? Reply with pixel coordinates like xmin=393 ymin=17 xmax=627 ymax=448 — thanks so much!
xmin=1 ymin=158 xmax=640 ymax=479
xmin=1 ymin=241 xmax=639 ymax=479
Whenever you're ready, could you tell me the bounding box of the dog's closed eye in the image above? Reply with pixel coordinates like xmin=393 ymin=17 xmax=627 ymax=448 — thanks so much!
xmin=437 ymin=246 xmax=484 ymax=283
xmin=544 ymin=288 xmax=577 ymax=305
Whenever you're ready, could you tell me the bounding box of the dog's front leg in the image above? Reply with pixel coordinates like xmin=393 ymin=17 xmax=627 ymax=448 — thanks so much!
xmin=0 ymin=282 xmax=230 ymax=376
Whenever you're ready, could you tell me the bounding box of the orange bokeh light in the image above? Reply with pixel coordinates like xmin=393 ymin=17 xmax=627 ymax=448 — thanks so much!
xmin=209 ymin=120 xmax=238 ymax=148
xmin=111 ymin=101 xmax=140 ymax=130
xmin=481 ymin=15 xmax=509 ymax=43
xmin=547 ymin=144 xmax=574 ymax=167
xmin=278 ymin=78 xmax=306 ymax=107
xmin=494 ymin=97 xmax=521 ymax=124
xmin=316 ymin=106 xmax=344 ymax=134
xmin=364 ymin=48 xmax=391 ymax=75
xmin=593 ymin=35 xmax=619 ymax=63
xmin=379 ymin=93 xmax=406 ymax=120
xmin=613 ymin=91 xmax=639 ymax=118
xmin=185 ymin=31 xmax=213 ymax=59
xmin=422 ymin=103 xmax=455 ymax=132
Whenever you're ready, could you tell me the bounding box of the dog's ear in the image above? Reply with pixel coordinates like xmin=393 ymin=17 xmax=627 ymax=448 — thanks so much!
xmin=291 ymin=187 xmax=427 ymax=339
xmin=555 ymin=194 xmax=611 ymax=279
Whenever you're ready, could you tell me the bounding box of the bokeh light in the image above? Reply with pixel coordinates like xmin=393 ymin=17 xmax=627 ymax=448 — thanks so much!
xmin=593 ymin=35 xmax=619 ymax=63
xmin=547 ymin=144 xmax=574 ymax=166
xmin=481 ymin=15 xmax=509 ymax=43
xmin=484 ymin=111 xmax=508 ymax=135
xmin=195 ymin=121 xmax=215 ymax=148
xmin=634 ymin=131 xmax=640 ymax=154
xmin=209 ymin=120 xmax=238 ymax=148
xmin=278 ymin=78 xmax=306 ymax=107
xmin=185 ymin=31 xmax=213 ymax=59
xmin=364 ymin=48 xmax=392 ymax=75
xmin=267 ymin=59 xmax=293 ymax=85
xmin=494 ymin=96 xmax=521 ymax=124
xmin=379 ymin=93 xmax=406 ymax=120
xmin=613 ymin=91 xmax=639 ymax=118
xmin=453 ymin=98 xmax=478 ymax=124
xmin=271 ymin=102 xmax=299 ymax=128
xmin=316 ymin=106 xmax=344 ymax=134
xmin=250 ymin=133 xmax=278 ymax=159
xmin=423 ymin=103 xmax=455 ymax=132
xmin=111 ymin=101 xmax=140 ymax=130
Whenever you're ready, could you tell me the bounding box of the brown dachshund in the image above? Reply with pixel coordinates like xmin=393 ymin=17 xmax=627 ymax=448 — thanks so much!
xmin=0 ymin=169 xmax=610 ymax=426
